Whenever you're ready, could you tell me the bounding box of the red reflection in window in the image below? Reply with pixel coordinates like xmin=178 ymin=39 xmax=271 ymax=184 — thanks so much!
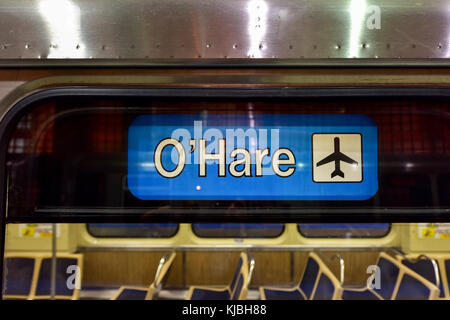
xmin=8 ymin=103 xmax=55 ymax=154
xmin=5 ymin=98 xmax=450 ymax=158
xmin=90 ymin=113 xmax=123 ymax=153
xmin=370 ymin=102 xmax=449 ymax=155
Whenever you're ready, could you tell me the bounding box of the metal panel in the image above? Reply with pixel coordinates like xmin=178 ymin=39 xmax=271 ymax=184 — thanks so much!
xmin=0 ymin=82 xmax=24 ymax=102
xmin=0 ymin=0 xmax=449 ymax=62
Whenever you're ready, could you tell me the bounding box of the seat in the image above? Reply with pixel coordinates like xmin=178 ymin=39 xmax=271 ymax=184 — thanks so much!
xmin=397 ymin=253 xmax=450 ymax=300
xmin=3 ymin=255 xmax=38 ymax=300
xmin=397 ymin=255 xmax=444 ymax=298
xmin=33 ymin=254 xmax=83 ymax=300
xmin=342 ymin=252 xmax=439 ymax=300
xmin=186 ymin=252 xmax=254 ymax=300
xmin=4 ymin=253 xmax=83 ymax=300
xmin=111 ymin=252 xmax=176 ymax=300
xmin=445 ymin=259 xmax=450 ymax=298
xmin=260 ymin=252 xmax=343 ymax=300
xmin=343 ymin=252 xmax=400 ymax=300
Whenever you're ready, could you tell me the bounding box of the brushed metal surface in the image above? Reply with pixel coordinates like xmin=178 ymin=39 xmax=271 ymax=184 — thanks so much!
xmin=0 ymin=0 xmax=449 ymax=62
xmin=0 ymin=82 xmax=24 ymax=102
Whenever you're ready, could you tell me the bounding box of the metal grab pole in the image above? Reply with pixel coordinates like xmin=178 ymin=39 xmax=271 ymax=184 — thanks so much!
xmin=50 ymin=223 xmax=57 ymax=300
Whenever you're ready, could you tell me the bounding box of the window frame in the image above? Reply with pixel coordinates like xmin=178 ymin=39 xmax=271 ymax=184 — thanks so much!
xmin=297 ymin=223 xmax=392 ymax=239
xmin=86 ymin=223 xmax=180 ymax=239
xmin=2 ymin=86 xmax=450 ymax=224
xmin=191 ymin=223 xmax=286 ymax=239
xmin=0 ymin=76 xmax=449 ymax=301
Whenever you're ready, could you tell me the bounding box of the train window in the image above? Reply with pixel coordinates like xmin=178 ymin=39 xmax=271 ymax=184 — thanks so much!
xmin=298 ymin=223 xmax=390 ymax=238
xmin=3 ymin=88 xmax=449 ymax=222
xmin=87 ymin=224 xmax=178 ymax=238
xmin=192 ymin=224 xmax=284 ymax=238
xmin=1 ymin=88 xmax=449 ymax=302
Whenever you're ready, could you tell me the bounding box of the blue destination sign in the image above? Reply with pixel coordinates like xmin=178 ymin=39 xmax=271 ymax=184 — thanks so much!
xmin=128 ymin=114 xmax=378 ymax=200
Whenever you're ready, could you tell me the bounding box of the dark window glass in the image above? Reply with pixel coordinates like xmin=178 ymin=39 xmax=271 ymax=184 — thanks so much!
xmin=192 ymin=224 xmax=284 ymax=238
xmin=298 ymin=223 xmax=390 ymax=238
xmin=4 ymin=89 xmax=450 ymax=222
xmin=87 ymin=223 xmax=178 ymax=238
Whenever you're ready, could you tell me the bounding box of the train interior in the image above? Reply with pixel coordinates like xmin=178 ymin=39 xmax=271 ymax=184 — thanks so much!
xmin=3 ymin=222 xmax=450 ymax=300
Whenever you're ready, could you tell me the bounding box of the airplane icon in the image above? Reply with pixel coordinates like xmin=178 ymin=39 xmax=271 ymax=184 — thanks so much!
xmin=316 ymin=137 xmax=358 ymax=178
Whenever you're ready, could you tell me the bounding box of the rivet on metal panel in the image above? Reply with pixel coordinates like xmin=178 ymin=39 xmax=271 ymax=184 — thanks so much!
xmin=1 ymin=0 xmax=449 ymax=61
